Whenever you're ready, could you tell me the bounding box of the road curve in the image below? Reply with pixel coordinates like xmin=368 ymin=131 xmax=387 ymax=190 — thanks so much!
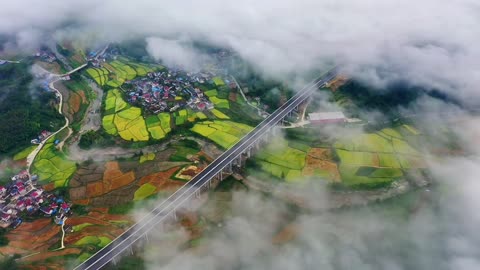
xmin=26 ymin=64 xmax=87 ymax=172
xmin=74 ymin=69 xmax=338 ymax=270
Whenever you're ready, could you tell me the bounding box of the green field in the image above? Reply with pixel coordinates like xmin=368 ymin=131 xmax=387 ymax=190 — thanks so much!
xmin=72 ymin=223 xmax=94 ymax=232
xmin=254 ymin=138 xmax=308 ymax=180
xmin=158 ymin=113 xmax=172 ymax=133
xmin=249 ymin=124 xmax=425 ymax=187
xmin=146 ymin=116 xmax=165 ymax=140
xmin=74 ymin=235 xmax=112 ymax=248
xmin=175 ymin=109 xmax=188 ymax=126
xmin=86 ymin=68 xmax=109 ymax=86
xmin=338 ymin=164 xmax=395 ymax=187
xmin=204 ymin=89 xmax=218 ymax=97
xmin=87 ymin=58 xmax=159 ymax=87
xmin=13 ymin=145 xmax=37 ymax=161
xmin=102 ymin=89 xmax=149 ymax=141
xmin=209 ymin=96 xmax=230 ymax=109
xmin=335 ymin=149 xmax=377 ymax=166
xmin=134 ymin=183 xmax=157 ymax=201
xmin=144 ymin=112 xmax=172 ymax=140
xmin=378 ymin=153 xmax=401 ymax=168
xmin=211 ymin=109 xmax=230 ymax=119
xmin=31 ymin=138 xmax=76 ymax=187
xmin=256 ymin=145 xmax=306 ymax=170
xmin=334 ymin=127 xmax=424 ymax=187
xmin=102 ymin=114 xmax=117 ymax=135
xmin=212 ymin=77 xmax=225 ymax=86
xmin=196 ymin=112 xmax=207 ymax=120
xmin=334 ymin=133 xmax=394 ymax=152
xmin=140 ymin=153 xmax=155 ymax=164
xmin=191 ymin=121 xmax=253 ymax=149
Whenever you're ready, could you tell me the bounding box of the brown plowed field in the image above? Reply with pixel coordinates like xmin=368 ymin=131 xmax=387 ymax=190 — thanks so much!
xmin=22 ymin=248 xmax=82 ymax=263
xmin=303 ymin=148 xmax=340 ymax=182
xmin=139 ymin=167 xmax=183 ymax=192
xmin=67 ymin=92 xmax=81 ymax=116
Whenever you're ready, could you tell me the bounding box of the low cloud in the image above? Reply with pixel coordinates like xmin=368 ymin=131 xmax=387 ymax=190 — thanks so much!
xmin=1 ymin=0 xmax=480 ymax=103
xmin=146 ymin=38 xmax=208 ymax=70
xmin=126 ymin=96 xmax=480 ymax=270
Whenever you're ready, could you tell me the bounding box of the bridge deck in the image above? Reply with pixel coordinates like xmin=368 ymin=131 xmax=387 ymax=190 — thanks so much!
xmin=75 ymin=69 xmax=337 ymax=270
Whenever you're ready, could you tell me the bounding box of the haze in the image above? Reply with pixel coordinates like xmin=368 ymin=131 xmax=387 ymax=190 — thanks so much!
xmin=1 ymin=0 xmax=480 ymax=103
xmin=1 ymin=1 xmax=480 ymax=270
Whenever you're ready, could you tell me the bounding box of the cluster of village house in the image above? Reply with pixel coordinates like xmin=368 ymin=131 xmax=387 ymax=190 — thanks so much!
xmin=31 ymin=130 xmax=53 ymax=145
xmin=125 ymin=70 xmax=226 ymax=114
xmin=0 ymin=170 xmax=72 ymax=229
xmin=34 ymin=48 xmax=57 ymax=63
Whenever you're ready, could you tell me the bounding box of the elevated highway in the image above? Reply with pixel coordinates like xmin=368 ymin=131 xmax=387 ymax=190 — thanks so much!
xmin=75 ymin=68 xmax=338 ymax=270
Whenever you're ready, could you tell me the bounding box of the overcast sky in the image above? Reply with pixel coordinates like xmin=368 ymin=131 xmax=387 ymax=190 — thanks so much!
xmin=1 ymin=0 xmax=480 ymax=103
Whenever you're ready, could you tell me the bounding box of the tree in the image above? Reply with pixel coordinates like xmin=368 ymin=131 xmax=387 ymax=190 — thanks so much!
xmin=0 ymin=229 xmax=9 ymax=247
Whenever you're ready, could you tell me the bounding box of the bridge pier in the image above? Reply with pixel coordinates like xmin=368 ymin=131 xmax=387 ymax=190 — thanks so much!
xmin=236 ymin=156 xmax=243 ymax=168
xmin=172 ymin=210 xmax=177 ymax=221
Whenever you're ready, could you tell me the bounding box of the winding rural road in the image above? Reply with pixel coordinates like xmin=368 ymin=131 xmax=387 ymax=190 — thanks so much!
xmin=26 ymin=64 xmax=88 ymax=172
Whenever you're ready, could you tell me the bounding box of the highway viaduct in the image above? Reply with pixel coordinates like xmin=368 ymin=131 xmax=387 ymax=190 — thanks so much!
xmin=74 ymin=68 xmax=338 ymax=270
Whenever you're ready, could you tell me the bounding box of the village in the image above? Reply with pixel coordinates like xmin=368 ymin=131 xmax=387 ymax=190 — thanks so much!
xmin=123 ymin=69 xmax=225 ymax=114
xmin=0 ymin=170 xmax=72 ymax=230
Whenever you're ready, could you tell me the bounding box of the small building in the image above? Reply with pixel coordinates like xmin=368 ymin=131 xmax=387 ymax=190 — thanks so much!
xmin=18 ymin=187 xmax=27 ymax=196
xmin=31 ymin=189 xmax=43 ymax=198
xmin=308 ymin=112 xmax=346 ymax=125
xmin=40 ymin=207 xmax=56 ymax=216
xmin=1 ymin=213 xmax=11 ymax=223
xmin=16 ymin=201 xmax=26 ymax=212
xmin=60 ymin=202 xmax=70 ymax=213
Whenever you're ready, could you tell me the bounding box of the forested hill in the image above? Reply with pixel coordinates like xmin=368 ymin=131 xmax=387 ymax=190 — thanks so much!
xmin=0 ymin=63 xmax=64 ymax=156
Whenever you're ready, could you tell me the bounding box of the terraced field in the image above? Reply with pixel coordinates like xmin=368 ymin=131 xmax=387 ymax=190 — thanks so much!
xmin=191 ymin=121 xmax=253 ymax=149
xmin=205 ymin=89 xmax=230 ymax=109
xmin=250 ymin=125 xmax=424 ymax=187
xmin=86 ymin=67 xmax=110 ymax=86
xmin=31 ymin=137 xmax=77 ymax=187
xmin=86 ymin=58 xmax=159 ymax=88
xmin=102 ymin=89 xmax=149 ymax=141
xmin=211 ymin=109 xmax=230 ymax=119
xmin=254 ymin=138 xmax=309 ymax=181
xmin=175 ymin=109 xmax=188 ymax=126
xmin=333 ymin=125 xmax=425 ymax=187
